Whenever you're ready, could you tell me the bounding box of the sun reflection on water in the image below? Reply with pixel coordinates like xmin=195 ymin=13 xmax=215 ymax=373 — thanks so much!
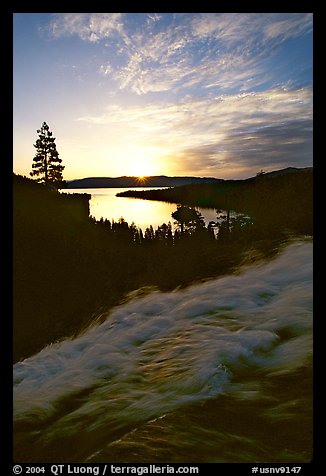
xmin=63 ymin=188 xmax=218 ymax=231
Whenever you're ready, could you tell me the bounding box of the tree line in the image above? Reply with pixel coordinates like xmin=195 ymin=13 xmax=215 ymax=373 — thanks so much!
xmin=91 ymin=205 xmax=256 ymax=247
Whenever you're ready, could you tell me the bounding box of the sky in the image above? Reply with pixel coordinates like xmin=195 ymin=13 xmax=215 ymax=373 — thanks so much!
xmin=13 ymin=13 xmax=313 ymax=180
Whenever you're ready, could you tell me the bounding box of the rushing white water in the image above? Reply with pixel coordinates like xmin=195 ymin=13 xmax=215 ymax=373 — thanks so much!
xmin=13 ymin=239 xmax=313 ymax=462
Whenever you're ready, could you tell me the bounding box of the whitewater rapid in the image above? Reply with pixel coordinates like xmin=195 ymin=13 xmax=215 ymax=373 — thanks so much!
xmin=13 ymin=239 xmax=313 ymax=462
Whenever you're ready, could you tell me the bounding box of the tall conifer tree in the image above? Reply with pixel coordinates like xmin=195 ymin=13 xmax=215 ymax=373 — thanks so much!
xmin=30 ymin=122 xmax=65 ymax=187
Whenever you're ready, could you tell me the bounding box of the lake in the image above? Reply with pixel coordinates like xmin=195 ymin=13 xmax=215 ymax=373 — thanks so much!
xmin=61 ymin=187 xmax=219 ymax=231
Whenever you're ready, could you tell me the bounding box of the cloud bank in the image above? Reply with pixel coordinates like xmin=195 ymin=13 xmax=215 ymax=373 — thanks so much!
xmin=78 ymin=86 xmax=312 ymax=177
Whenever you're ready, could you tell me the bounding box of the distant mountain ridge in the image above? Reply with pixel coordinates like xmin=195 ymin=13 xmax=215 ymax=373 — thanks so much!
xmin=65 ymin=175 xmax=224 ymax=188
xmin=64 ymin=167 xmax=312 ymax=189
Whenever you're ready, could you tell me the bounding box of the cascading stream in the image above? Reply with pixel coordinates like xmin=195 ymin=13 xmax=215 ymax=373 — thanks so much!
xmin=14 ymin=240 xmax=313 ymax=463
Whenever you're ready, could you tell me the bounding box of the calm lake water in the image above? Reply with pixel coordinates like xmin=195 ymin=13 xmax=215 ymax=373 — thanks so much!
xmin=61 ymin=187 xmax=218 ymax=230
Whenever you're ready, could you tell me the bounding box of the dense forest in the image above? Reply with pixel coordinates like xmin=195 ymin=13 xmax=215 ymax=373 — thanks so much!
xmin=13 ymin=169 xmax=312 ymax=362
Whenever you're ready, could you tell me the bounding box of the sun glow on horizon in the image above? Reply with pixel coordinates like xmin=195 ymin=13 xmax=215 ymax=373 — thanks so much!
xmin=119 ymin=145 xmax=168 ymax=177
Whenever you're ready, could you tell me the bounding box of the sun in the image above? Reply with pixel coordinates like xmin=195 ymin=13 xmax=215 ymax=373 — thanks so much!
xmin=135 ymin=175 xmax=148 ymax=185
xmin=124 ymin=147 xmax=159 ymax=177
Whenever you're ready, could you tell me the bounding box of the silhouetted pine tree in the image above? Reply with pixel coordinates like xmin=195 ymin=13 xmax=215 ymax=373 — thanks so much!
xmin=30 ymin=122 xmax=65 ymax=188
xmin=172 ymin=205 xmax=205 ymax=234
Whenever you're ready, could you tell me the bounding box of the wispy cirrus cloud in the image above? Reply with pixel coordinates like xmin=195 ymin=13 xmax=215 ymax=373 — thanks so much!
xmin=46 ymin=13 xmax=313 ymax=96
xmin=47 ymin=12 xmax=312 ymax=48
xmin=78 ymin=87 xmax=312 ymax=130
xmin=263 ymin=13 xmax=313 ymax=41
xmin=190 ymin=13 xmax=312 ymax=45
xmin=47 ymin=13 xmax=124 ymax=42
xmin=109 ymin=47 xmax=270 ymax=95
